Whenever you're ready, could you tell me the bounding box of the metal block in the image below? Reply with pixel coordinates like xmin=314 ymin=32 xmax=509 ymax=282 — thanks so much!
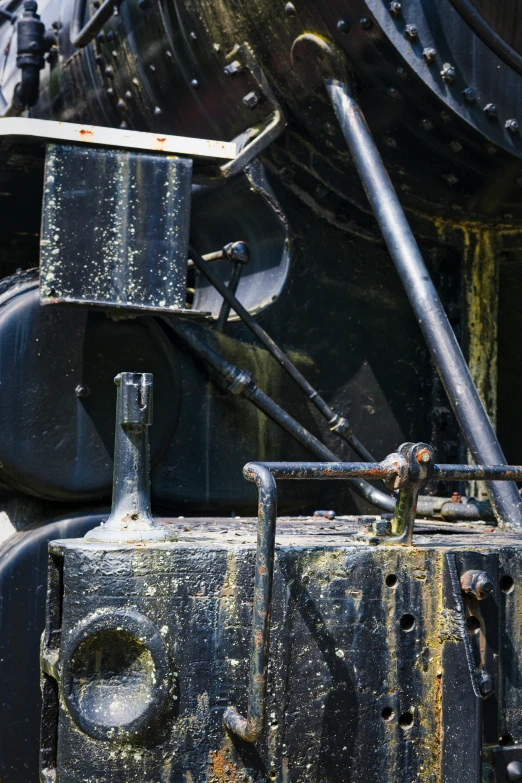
xmin=40 ymin=144 xmax=193 ymax=312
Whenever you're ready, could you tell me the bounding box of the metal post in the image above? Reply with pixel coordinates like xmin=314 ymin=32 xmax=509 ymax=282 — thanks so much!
xmin=85 ymin=372 xmax=176 ymax=543
xmin=325 ymin=78 xmax=522 ymax=529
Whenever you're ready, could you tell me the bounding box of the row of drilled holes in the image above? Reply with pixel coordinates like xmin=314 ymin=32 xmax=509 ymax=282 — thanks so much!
xmin=380 ymin=572 xmax=516 ymax=730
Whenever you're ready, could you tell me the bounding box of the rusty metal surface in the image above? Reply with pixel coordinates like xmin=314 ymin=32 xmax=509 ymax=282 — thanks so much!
xmin=40 ymin=516 xmax=522 ymax=783
xmin=0 ymin=117 xmax=237 ymax=158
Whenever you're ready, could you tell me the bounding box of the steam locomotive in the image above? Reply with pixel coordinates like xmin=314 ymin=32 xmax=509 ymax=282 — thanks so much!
xmin=1 ymin=0 xmax=522 ymax=780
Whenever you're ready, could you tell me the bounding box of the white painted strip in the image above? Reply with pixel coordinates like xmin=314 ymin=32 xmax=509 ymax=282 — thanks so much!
xmin=0 ymin=117 xmax=237 ymax=160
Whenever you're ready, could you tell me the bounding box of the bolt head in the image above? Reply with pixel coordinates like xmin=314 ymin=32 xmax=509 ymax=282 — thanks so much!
xmin=420 ymin=118 xmax=433 ymax=131
xmin=507 ymin=761 xmax=522 ymax=781
xmin=477 ymin=670 xmax=494 ymax=697
xmin=417 ymin=448 xmax=431 ymax=463
xmin=284 ymin=2 xmax=296 ymax=16
xmin=360 ymin=16 xmax=373 ymax=30
xmin=190 ymin=78 xmax=199 ymax=89
xmin=388 ymin=1 xmax=401 ymax=17
xmin=476 ymin=572 xmax=493 ymax=597
xmin=422 ymin=47 xmax=436 ymax=63
xmin=441 ymin=63 xmax=456 ymax=83
xmin=75 ymin=384 xmax=90 ymax=398
xmin=242 ymin=90 xmax=260 ymax=108
xmin=224 ymin=59 xmax=243 ymax=76
xmin=337 ymin=19 xmax=350 ymax=33
xmin=484 ymin=102 xmax=497 ymax=118
xmin=404 ymin=24 xmax=417 ymax=40
xmin=506 ymin=119 xmax=519 ymax=133
xmin=462 ymin=87 xmax=476 ymax=103
xmin=386 ymin=87 xmax=400 ymax=100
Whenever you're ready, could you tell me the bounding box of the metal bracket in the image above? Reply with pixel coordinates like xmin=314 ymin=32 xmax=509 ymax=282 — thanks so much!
xmin=0 ymin=116 xmax=237 ymax=159
xmin=220 ymin=44 xmax=286 ymax=179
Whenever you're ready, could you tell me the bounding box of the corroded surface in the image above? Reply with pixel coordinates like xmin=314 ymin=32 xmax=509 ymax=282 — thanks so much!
xmin=42 ymin=517 xmax=522 ymax=782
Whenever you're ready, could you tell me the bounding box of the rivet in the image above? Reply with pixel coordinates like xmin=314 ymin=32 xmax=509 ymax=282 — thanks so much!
xmin=285 ymin=2 xmax=296 ymax=15
xmin=119 ymin=121 xmax=128 ymax=129
xmin=383 ymin=136 xmax=397 ymax=148
xmin=360 ymin=17 xmax=373 ymax=30
xmin=337 ymin=19 xmax=350 ymax=33
xmin=323 ymin=121 xmax=336 ymax=136
xmin=117 ymin=98 xmax=126 ymax=111
xmin=386 ymin=87 xmax=400 ymax=100
xmin=95 ymin=54 xmax=103 ymax=65
xmin=104 ymin=65 xmax=113 ymax=77
xmin=420 ymin=118 xmax=433 ymax=131
xmin=448 ymin=140 xmax=462 ymax=152
xmin=243 ymin=91 xmax=260 ymax=108
xmin=484 ymin=103 xmax=497 ymax=118
xmin=388 ymin=1 xmax=401 ymax=17
xmin=506 ymin=119 xmax=519 ymax=133
xmin=422 ymin=47 xmax=436 ymax=63
xmin=75 ymin=384 xmax=90 ymax=398
xmin=97 ymin=32 xmax=104 ymax=43
xmin=441 ymin=63 xmax=456 ymax=83
xmin=506 ymin=761 xmax=522 ymax=782
xmin=443 ymin=173 xmax=459 ymax=185
xmin=191 ymin=78 xmax=199 ymax=88
xmin=190 ymin=31 xmax=197 ymax=40
xmin=154 ymin=106 xmax=162 ymax=115
xmin=149 ymin=64 xmax=156 ymax=72
xmin=125 ymin=90 xmax=132 ymax=99
xmin=396 ymin=66 xmax=407 ymax=80
xmin=106 ymin=30 xmax=114 ymax=41
xmin=106 ymin=88 xmax=114 ymax=97
xmin=462 ymin=87 xmax=476 ymax=103
xmin=404 ymin=24 xmax=417 ymax=40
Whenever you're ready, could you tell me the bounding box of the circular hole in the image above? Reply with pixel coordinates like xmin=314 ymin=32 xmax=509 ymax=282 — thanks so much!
xmin=400 ymin=613 xmax=415 ymax=631
xmin=382 ymin=707 xmax=395 ymax=721
xmin=385 ymin=574 xmax=398 ymax=588
xmin=466 ymin=616 xmax=481 ymax=634
xmin=501 ymin=575 xmax=514 ymax=594
xmin=69 ymin=630 xmax=156 ymax=728
xmin=399 ymin=711 xmax=414 ymax=729
xmin=499 ymin=734 xmax=514 ymax=746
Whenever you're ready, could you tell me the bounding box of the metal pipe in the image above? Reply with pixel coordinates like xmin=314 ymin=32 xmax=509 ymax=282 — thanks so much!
xmin=222 ymin=463 xmax=277 ymax=741
xmin=165 ymin=318 xmax=396 ymax=511
xmin=189 ymin=245 xmax=375 ymax=462
xmin=224 ymin=455 xmax=518 ymax=742
xmin=216 ymin=262 xmax=244 ymax=330
xmin=325 ymin=78 xmax=522 ymax=530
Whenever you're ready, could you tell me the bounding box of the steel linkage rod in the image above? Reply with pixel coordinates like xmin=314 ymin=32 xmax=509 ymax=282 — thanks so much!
xmin=189 ymin=244 xmax=375 ymax=462
xmin=325 ymin=78 xmax=522 ymax=530
xmin=165 ymin=318 xmax=395 ymax=511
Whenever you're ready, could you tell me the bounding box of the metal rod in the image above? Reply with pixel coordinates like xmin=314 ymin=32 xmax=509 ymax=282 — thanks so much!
xmin=325 ymin=78 xmax=522 ymax=530
xmin=223 ymin=453 xmax=517 ymax=742
xmin=222 ymin=464 xmax=277 ymax=741
xmin=71 ymin=0 xmax=124 ymax=48
xmin=216 ymin=262 xmax=244 ymax=330
xmin=189 ymin=244 xmax=375 ymax=461
xmin=166 ymin=318 xmax=396 ymax=511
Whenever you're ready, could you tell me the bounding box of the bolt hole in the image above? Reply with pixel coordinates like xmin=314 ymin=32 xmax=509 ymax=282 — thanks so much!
xmin=400 ymin=613 xmax=415 ymax=631
xmin=499 ymin=734 xmax=514 ymax=746
xmin=466 ymin=615 xmax=481 ymax=633
xmin=382 ymin=707 xmax=394 ymax=721
xmin=399 ymin=711 xmax=414 ymax=728
xmin=500 ymin=575 xmax=514 ymax=594
xmin=385 ymin=574 xmax=398 ymax=588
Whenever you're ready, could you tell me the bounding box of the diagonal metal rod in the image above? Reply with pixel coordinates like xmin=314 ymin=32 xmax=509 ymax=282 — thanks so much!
xmin=189 ymin=244 xmax=375 ymax=462
xmin=325 ymin=78 xmax=522 ymax=529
